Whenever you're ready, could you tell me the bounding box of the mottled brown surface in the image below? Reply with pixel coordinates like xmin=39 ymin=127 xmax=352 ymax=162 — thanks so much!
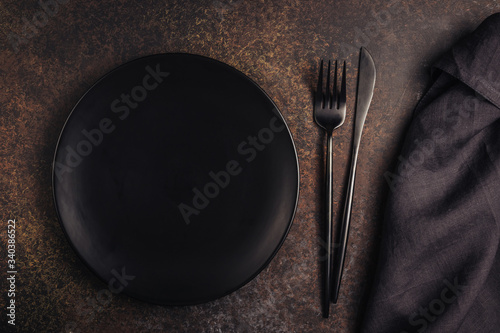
xmin=0 ymin=0 xmax=498 ymax=332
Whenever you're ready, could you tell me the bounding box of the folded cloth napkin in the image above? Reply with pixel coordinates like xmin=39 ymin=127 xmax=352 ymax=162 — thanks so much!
xmin=361 ymin=13 xmax=500 ymax=333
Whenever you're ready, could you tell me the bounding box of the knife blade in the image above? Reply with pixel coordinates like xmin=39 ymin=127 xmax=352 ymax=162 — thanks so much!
xmin=354 ymin=47 xmax=376 ymax=140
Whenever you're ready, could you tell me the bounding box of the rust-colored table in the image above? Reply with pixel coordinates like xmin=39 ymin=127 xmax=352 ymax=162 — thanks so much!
xmin=1 ymin=1 xmax=498 ymax=332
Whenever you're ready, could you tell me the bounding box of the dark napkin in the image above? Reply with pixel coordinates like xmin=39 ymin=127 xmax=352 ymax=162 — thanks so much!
xmin=361 ymin=13 xmax=500 ymax=333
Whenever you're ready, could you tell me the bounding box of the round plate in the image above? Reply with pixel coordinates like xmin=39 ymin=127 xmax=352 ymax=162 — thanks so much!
xmin=53 ymin=53 xmax=299 ymax=305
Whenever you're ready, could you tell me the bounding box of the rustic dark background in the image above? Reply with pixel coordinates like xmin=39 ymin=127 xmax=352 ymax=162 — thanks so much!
xmin=1 ymin=0 xmax=499 ymax=332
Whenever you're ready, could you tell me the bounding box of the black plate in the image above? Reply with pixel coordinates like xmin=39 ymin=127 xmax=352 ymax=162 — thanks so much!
xmin=53 ymin=53 xmax=299 ymax=305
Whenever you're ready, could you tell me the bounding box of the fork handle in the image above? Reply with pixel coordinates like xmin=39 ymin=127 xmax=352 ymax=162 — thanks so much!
xmin=323 ymin=133 xmax=334 ymax=318
xmin=331 ymin=129 xmax=362 ymax=304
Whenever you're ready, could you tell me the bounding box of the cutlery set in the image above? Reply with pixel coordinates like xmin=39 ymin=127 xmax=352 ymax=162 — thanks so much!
xmin=314 ymin=47 xmax=376 ymax=317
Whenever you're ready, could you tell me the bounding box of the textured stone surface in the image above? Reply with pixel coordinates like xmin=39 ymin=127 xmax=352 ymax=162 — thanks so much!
xmin=0 ymin=0 xmax=498 ymax=332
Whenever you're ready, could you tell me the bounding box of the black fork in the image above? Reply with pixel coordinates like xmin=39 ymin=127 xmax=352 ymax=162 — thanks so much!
xmin=313 ymin=59 xmax=347 ymax=318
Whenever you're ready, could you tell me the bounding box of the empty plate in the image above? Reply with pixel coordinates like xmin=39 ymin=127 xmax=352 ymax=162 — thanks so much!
xmin=53 ymin=53 xmax=299 ymax=305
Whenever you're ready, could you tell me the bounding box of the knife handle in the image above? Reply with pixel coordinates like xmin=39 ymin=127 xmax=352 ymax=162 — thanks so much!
xmin=331 ymin=127 xmax=361 ymax=304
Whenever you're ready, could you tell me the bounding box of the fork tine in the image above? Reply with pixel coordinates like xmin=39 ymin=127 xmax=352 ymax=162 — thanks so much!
xmin=315 ymin=60 xmax=324 ymax=108
xmin=340 ymin=61 xmax=346 ymax=107
xmin=326 ymin=60 xmax=331 ymax=109
xmin=332 ymin=60 xmax=338 ymax=109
